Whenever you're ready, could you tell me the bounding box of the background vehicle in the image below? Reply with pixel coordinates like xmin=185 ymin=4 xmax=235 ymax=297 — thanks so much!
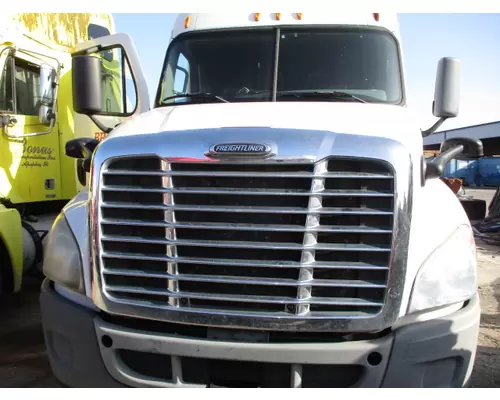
xmin=41 ymin=13 xmax=481 ymax=387
xmin=0 ymin=13 xmax=119 ymax=294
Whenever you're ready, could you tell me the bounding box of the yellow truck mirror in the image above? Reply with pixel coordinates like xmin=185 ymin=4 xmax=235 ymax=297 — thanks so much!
xmin=39 ymin=63 xmax=57 ymax=125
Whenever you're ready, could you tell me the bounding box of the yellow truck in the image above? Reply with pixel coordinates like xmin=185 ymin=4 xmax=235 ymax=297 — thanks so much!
xmin=0 ymin=13 xmax=121 ymax=294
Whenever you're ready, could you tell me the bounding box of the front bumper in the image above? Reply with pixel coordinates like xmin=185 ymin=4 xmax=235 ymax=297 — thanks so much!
xmin=40 ymin=279 xmax=480 ymax=388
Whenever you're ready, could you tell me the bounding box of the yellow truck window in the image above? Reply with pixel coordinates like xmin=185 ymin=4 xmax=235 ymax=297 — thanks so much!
xmin=14 ymin=59 xmax=41 ymax=116
xmin=0 ymin=56 xmax=41 ymax=116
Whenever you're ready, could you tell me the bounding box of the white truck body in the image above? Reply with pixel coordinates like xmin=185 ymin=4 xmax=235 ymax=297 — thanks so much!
xmin=40 ymin=12 xmax=480 ymax=388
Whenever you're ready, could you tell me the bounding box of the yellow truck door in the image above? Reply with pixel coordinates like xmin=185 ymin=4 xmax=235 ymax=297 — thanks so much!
xmin=0 ymin=50 xmax=62 ymax=203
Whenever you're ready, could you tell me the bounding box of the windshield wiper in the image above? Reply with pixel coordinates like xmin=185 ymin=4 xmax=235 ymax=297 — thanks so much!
xmin=162 ymin=92 xmax=229 ymax=104
xmin=277 ymin=91 xmax=367 ymax=103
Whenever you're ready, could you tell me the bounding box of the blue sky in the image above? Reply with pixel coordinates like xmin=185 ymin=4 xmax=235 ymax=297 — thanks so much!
xmin=113 ymin=13 xmax=500 ymax=131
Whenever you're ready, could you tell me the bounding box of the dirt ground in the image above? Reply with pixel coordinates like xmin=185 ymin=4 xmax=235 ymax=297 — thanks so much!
xmin=465 ymin=187 xmax=500 ymax=387
xmin=472 ymin=240 xmax=500 ymax=387
xmin=0 ymin=276 xmax=60 ymax=388
xmin=0 ymin=188 xmax=499 ymax=388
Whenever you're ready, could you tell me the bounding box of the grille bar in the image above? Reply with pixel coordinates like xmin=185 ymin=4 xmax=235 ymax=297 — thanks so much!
xmin=101 ymin=235 xmax=391 ymax=252
xmin=105 ymin=285 xmax=384 ymax=307
xmin=101 ymin=219 xmax=392 ymax=234
xmin=102 ymin=185 xmax=394 ymax=197
xmin=163 ymin=160 xmax=180 ymax=308
xmin=101 ymin=202 xmax=393 ymax=215
xmin=102 ymin=169 xmax=393 ymax=179
xmin=296 ymin=160 xmax=325 ymax=315
xmin=102 ymin=268 xmax=386 ymax=288
xmin=101 ymin=252 xmax=389 ymax=270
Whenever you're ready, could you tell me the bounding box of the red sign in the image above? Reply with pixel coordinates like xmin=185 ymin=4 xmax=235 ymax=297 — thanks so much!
xmin=94 ymin=131 xmax=106 ymax=141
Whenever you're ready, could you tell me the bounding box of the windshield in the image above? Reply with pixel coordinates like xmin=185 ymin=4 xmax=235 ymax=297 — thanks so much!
xmin=157 ymin=27 xmax=403 ymax=106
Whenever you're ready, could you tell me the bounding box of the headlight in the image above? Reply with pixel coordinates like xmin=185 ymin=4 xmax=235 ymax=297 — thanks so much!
xmin=408 ymin=224 xmax=477 ymax=314
xmin=43 ymin=213 xmax=84 ymax=293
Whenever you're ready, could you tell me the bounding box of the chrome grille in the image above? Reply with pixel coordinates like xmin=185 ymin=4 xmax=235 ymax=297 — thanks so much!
xmin=98 ymin=156 xmax=395 ymax=320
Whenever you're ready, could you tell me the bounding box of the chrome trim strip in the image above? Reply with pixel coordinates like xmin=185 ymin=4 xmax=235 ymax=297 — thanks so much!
xmin=101 ymin=219 xmax=393 ymax=234
xmin=101 ymin=269 xmax=386 ymax=288
xmin=101 ymin=185 xmax=394 ymax=197
xmin=162 ymin=160 xmax=180 ymax=308
xmin=101 ymin=235 xmax=391 ymax=252
xmin=105 ymin=287 xmax=384 ymax=307
xmin=89 ymin=130 xmax=412 ymax=332
xmin=101 ymin=253 xmax=389 ymax=270
xmin=102 ymin=170 xmax=392 ymax=179
xmin=100 ymin=202 xmax=394 ymax=215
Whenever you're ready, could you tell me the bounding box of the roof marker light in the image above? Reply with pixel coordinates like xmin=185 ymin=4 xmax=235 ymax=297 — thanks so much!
xmin=275 ymin=13 xmax=281 ymax=21
xmin=296 ymin=13 xmax=303 ymax=20
xmin=373 ymin=13 xmax=380 ymax=21
xmin=254 ymin=13 xmax=261 ymax=21
xmin=184 ymin=16 xmax=191 ymax=28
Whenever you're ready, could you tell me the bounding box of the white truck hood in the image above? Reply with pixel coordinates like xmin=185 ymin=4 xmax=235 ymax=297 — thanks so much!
xmin=109 ymin=102 xmax=424 ymax=152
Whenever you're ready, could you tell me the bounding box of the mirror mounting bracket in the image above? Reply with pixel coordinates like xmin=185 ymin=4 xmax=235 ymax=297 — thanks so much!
xmin=89 ymin=115 xmax=112 ymax=134
xmin=421 ymin=116 xmax=447 ymax=137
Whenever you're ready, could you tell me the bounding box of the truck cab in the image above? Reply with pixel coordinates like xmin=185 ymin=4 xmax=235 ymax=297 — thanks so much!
xmin=40 ymin=13 xmax=481 ymax=387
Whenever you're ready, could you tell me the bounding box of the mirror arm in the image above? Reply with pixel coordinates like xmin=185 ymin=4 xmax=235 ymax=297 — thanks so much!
xmin=89 ymin=115 xmax=113 ymax=134
xmin=65 ymin=137 xmax=99 ymax=158
xmin=421 ymin=117 xmax=447 ymax=137
xmin=424 ymin=144 xmax=464 ymax=180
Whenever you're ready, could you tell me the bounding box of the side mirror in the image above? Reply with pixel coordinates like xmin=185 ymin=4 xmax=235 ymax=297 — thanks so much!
xmin=425 ymin=137 xmax=483 ymax=181
xmin=39 ymin=64 xmax=56 ymax=125
xmin=65 ymin=137 xmax=100 ymax=174
xmin=72 ymin=55 xmax=103 ymax=115
xmin=433 ymin=57 xmax=461 ymax=118
xmin=440 ymin=137 xmax=483 ymax=160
